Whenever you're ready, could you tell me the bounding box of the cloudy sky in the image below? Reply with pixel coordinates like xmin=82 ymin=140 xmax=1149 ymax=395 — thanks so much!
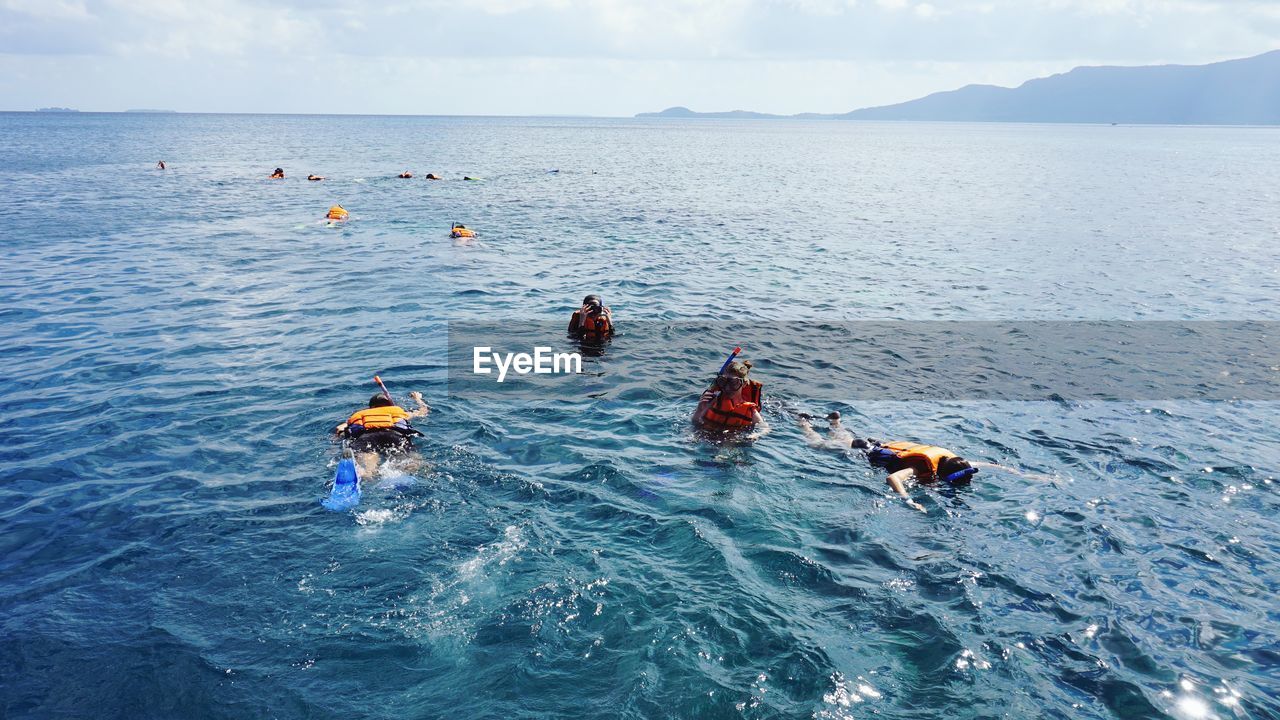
xmin=1 ymin=0 xmax=1276 ymax=115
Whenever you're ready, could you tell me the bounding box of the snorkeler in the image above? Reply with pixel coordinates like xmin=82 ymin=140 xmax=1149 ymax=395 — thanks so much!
xmin=424 ymin=173 xmax=441 ymax=180
xmin=798 ymin=412 xmax=990 ymax=513
xmin=156 ymin=160 xmax=166 ymax=170
xmin=270 ymin=167 xmax=285 ymax=179
xmin=334 ymin=391 xmax=430 ymax=476
xmin=325 ymin=205 xmax=348 ymax=221
xmin=307 ymin=174 xmax=325 ymax=181
xmin=398 ymin=170 xmax=414 ymax=179
xmin=567 ymin=294 xmax=613 ymax=342
xmin=694 ymin=359 xmax=769 ymax=436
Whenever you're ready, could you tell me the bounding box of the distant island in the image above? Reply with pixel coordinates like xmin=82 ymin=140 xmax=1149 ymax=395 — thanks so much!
xmin=638 ymin=50 xmax=1280 ymax=125
xmin=125 ymin=109 xmax=178 ymax=113
xmin=36 ymin=107 xmax=79 ymax=113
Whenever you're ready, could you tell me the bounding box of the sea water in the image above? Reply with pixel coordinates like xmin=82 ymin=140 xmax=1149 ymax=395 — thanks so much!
xmin=1 ymin=113 xmax=1278 ymax=719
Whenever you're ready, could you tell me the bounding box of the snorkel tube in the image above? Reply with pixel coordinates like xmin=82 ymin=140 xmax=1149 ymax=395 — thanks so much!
xmin=374 ymin=374 xmax=394 ymax=404
xmin=717 ymin=347 xmax=742 ymax=378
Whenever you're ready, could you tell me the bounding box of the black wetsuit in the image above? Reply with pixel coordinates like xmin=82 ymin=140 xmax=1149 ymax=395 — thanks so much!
xmin=349 ymin=429 xmax=414 ymax=455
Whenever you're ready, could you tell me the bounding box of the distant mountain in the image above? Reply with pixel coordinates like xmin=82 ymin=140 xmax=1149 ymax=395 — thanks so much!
xmin=639 ymin=51 xmax=1280 ymax=125
xmin=36 ymin=107 xmax=79 ymax=113
xmin=125 ymin=109 xmax=178 ymax=113
xmin=637 ymin=106 xmax=786 ymax=119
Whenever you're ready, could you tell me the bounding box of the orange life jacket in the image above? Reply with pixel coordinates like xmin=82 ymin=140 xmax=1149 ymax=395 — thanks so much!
xmin=346 ymin=405 xmax=411 ymax=432
xmin=326 ymin=206 xmax=348 ymax=220
xmin=575 ymin=309 xmax=612 ymax=341
xmin=868 ymin=441 xmax=956 ymax=480
xmin=701 ymin=381 xmax=762 ymax=429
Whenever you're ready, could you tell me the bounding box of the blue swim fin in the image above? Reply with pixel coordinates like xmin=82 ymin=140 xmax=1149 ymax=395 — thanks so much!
xmin=321 ymin=456 xmax=362 ymax=511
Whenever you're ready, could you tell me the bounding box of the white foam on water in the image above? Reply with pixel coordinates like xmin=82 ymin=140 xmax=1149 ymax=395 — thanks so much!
xmin=818 ymin=672 xmax=884 ymax=719
xmin=355 ymin=508 xmax=400 ymax=526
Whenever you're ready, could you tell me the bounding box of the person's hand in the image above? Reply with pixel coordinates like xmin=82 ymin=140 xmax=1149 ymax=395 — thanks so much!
xmin=409 ymin=391 xmax=423 ymax=401
xmin=334 ymin=422 xmax=348 ymax=436
xmin=907 ymin=499 xmax=926 ymax=514
xmin=699 ymin=389 xmax=717 ymax=404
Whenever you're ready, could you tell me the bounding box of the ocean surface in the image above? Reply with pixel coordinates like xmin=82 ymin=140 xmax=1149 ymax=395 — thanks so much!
xmin=1 ymin=113 xmax=1278 ymax=720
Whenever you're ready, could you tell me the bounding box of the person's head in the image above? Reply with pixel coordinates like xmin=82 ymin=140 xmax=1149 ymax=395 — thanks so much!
xmin=938 ymin=456 xmax=976 ymax=485
xmin=714 ymin=360 xmax=752 ymax=392
xmin=582 ymin=294 xmax=603 ymax=313
xmin=368 ymin=394 xmax=393 ymax=408
xmin=275 ymin=168 xmax=283 ymax=174
xmin=826 ymin=411 xmax=841 ymax=426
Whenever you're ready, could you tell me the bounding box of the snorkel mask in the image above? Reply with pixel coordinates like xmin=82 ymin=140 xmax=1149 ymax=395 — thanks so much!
xmin=940 ymin=463 xmax=978 ymax=486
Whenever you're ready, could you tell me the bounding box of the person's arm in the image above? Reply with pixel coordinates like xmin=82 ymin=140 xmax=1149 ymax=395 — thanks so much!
xmin=968 ymin=461 xmax=1056 ymax=483
xmin=567 ymin=310 xmax=582 ymax=335
xmin=692 ymin=388 xmax=717 ymax=426
xmin=406 ymin=391 xmax=431 ymax=419
xmin=886 ymin=468 xmax=927 ymax=513
xmin=603 ymin=307 xmax=614 ymax=335
xmin=746 ymin=408 xmax=771 ymax=439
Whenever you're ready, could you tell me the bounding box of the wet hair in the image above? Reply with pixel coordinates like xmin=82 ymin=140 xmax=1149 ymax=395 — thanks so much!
xmin=724 ymin=360 xmax=752 ymax=379
xmin=938 ymin=456 xmax=974 ymax=483
xmin=582 ymin=294 xmax=602 ymax=308
xmin=369 ymin=394 xmax=393 ymax=408
xmin=826 ymin=411 xmax=841 ymax=421
xmin=274 ymin=168 xmax=283 ymax=174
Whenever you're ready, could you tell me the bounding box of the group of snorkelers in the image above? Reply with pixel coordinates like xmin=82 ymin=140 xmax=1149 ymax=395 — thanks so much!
xmin=155 ymin=162 xmax=477 ymax=181
xmin=270 ymin=167 xmax=478 ymax=181
xmin=333 ymin=294 xmax=1017 ymax=514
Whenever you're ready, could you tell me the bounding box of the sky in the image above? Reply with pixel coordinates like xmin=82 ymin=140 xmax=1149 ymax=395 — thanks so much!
xmin=0 ymin=0 xmax=1277 ymax=116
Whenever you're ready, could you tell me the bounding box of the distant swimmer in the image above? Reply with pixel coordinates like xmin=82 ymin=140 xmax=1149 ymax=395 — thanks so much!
xmin=270 ymin=167 xmax=285 ymax=179
xmin=567 ymin=294 xmax=613 ymax=342
xmin=398 ymin=170 xmax=414 ymax=179
xmin=797 ymin=411 xmax=1037 ymax=513
xmin=308 ymin=174 xmax=325 ymax=181
xmin=424 ymin=173 xmax=441 ymax=180
xmin=463 ymin=176 xmax=479 ymax=181
xmin=693 ymin=350 xmax=769 ymax=436
xmin=156 ymin=160 xmax=166 ymax=170
xmin=325 ymin=205 xmax=349 ymax=221
xmin=450 ymin=223 xmax=476 ymax=239
xmin=334 ymin=391 xmax=430 ymax=476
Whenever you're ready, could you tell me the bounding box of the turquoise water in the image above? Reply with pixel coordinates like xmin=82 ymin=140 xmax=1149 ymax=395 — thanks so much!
xmin=1 ymin=113 xmax=1278 ymax=719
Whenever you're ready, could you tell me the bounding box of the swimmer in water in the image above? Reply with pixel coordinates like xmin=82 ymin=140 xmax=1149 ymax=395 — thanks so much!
xmin=398 ymin=170 xmax=413 ymax=179
xmin=156 ymin=160 xmax=166 ymax=170
xmin=797 ymin=411 xmax=1045 ymax=513
xmin=334 ymin=391 xmax=430 ymax=476
xmin=694 ymin=359 xmax=770 ymax=437
xmin=270 ymin=167 xmax=285 ymax=179
xmin=567 ymin=294 xmax=613 ymax=343
xmin=307 ymin=174 xmax=325 ymax=181
xmin=424 ymin=173 xmax=441 ymax=180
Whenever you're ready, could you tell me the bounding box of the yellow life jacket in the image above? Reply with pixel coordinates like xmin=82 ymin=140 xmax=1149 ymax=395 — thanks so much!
xmin=451 ymin=226 xmax=475 ymax=238
xmin=869 ymin=441 xmax=956 ymax=479
xmin=326 ymin=206 xmax=348 ymax=220
xmin=702 ymin=381 xmax=763 ymax=429
xmin=346 ymin=405 xmax=411 ymax=431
